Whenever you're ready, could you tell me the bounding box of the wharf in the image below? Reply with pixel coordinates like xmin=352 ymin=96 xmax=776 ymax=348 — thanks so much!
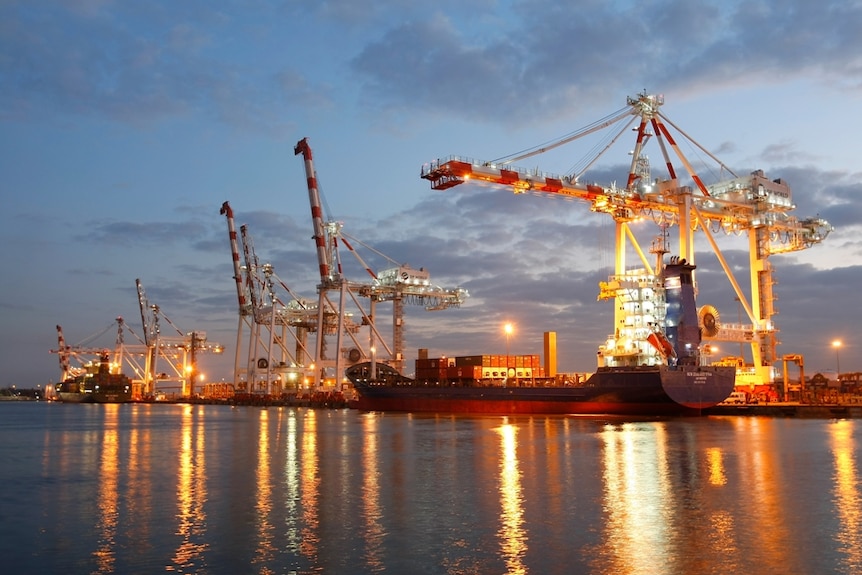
xmin=704 ymin=402 xmax=862 ymax=419
xmin=133 ymin=391 xmax=350 ymax=409
xmin=227 ymin=392 xmax=349 ymax=409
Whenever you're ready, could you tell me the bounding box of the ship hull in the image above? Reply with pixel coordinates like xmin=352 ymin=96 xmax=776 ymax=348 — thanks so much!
xmin=54 ymin=384 xmax=132 ymax=404
xmin=55 ymin=389 xmax=94 ymax=403
xmin=91 ymin=386 xmax=133 ymax=403
xmin=349 ymin=364 xmax=735 ymax=416
xmin=54 ymin=372 xmax=133 ymax=404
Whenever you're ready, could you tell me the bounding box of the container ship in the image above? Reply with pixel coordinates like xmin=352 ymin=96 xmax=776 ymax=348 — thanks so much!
xmin=54 ymin=352 xmax=133 ymax=404
xmin=346 ymin=257 xmax=736 ymax=415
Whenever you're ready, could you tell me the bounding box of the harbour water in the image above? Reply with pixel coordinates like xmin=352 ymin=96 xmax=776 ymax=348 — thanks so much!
xmin=1 ymin=402 xmax=859 ymax=575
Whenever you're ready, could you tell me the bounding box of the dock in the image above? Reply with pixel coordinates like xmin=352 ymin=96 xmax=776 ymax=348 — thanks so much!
xmin=704 ymin=402 xmax=862 ymax=418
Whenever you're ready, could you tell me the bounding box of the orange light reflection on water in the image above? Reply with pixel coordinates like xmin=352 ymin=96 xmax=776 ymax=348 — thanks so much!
xmin=126 ymin=407 xmax=152 ymax=559
xmin=361 ymin=414 xmax=384 ymax=570
xmin=93 ymin=404 xmax=120 ymax=574
xmin=706 ymin=447 xmax=727 ymax=486
xmin=829 ymin=420 xmax=861 ymax=572
xmin=702 ymin=444 xmax=737 ymax=563
xmin=496 ymin=421 xmax=527 ymax=575
xmin=598 ymin=422 xmax=672 ymax=575
xmin=169 ymin=405 xmax=208 ymax=571
xmin=732 ymin=417 xmax=794 ymax=568
xmin=252 ymin=408 xmax=276 ymax=573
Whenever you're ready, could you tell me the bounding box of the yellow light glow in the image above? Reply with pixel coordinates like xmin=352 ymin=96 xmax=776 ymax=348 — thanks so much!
xmin=497 ymin=423 xmax=526 ymax=574
xmin=829 ymin=420 xmax=861 ymax=568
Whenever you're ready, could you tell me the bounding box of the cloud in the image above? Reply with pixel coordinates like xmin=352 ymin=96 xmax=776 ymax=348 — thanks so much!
xmin=759 ymin=166 xmax=862 ymax=230
xmin=350 ymin=0 xmax=862 ymax=123
xmin=7 ymin=1 xmax=860 ymax=132
xmin=0 ymin=2 xmax=329 ymax=133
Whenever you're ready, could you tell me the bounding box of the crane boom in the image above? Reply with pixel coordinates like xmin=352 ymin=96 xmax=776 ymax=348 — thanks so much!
xmin=55 ymin=325 xmax=71 ymax=381
xmin=294 ymin=137 xmax=334 ymax=284
xmin=219 ymin=201 xmax=251 ymax=316
xmin=421 ymin=157 xmax=830 ymax=251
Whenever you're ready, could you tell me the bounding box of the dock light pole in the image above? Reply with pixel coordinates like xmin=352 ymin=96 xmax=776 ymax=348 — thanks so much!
xmin=832 ymin=340 xmax=842 ymax=377
xmin=504 ymin=323 xmax=514 ymax=356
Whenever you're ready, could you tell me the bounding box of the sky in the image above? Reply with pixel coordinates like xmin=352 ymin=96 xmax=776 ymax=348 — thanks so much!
xmin=2 ymin=0 xmax=861 ymax=388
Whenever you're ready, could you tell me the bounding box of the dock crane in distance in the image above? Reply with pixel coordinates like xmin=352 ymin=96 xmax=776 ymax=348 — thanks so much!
xmin=136 ymin=278 xmax=223 ymax=398
xmin=51 ymin=320 xmax=128 ymax=383
xmin=222 ymin=201 xmax=376 ymax=394
xmin=421 ymin=92 xmax=832 ymax=388
xmin=239 ymin=221 xmax=321 ymax=393
xmin=50 ymin=318 xmax=156 ymax=398
xmin=294 ymin=137 xmax=468 ymax=388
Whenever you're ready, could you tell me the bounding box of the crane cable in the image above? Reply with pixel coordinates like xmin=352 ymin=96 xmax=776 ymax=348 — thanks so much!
xmin=490 ymin=105 xmax=633 ymax=166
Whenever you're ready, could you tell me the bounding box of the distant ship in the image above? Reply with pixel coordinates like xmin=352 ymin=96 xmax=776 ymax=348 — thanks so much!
xmin=54 ymin=352 xmax=133 ymax=404
xmin=346 ymin=257 xmax=736 ymax=416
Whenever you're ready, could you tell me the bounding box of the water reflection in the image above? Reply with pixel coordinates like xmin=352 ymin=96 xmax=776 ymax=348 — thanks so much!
xmin=284 ymin=411 xmax=301 ymax=554
xmin=732 ymin=417 xmax=794 ymax=569
xmin=126 ymin=407 xmax=152 ymax=564
xmin=18 ymin=405 xmax=861 ymax=575
xmin=93 ymin=405 xmax=120 ymax=573
xmin=829 ymin=420 xmax=861 ymax=573
xmin=706 ymin=447 xmax=727 ymax=486
xmin=599 ymin=422 xmax=672 ymax=574
xmin=299 ymin=410 xmax=320 ymax=561
xmin=252 ymin=409 xmax=275 ymax=572
xmin=170 ymin=405 xmax=208 ymax=571
xmin=496 ymin=421 xmax=527 ymax=575
xmin=361 ymin=414 xmax=384 ymax=571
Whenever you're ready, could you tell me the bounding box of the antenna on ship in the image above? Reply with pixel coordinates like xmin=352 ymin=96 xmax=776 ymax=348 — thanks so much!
xmin=650 ymin=223 xmax=670 ymax=272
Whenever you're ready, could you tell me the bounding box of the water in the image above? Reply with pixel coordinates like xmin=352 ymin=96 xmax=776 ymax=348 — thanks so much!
xmin=1 ymin=403 xmax=859 ymax=575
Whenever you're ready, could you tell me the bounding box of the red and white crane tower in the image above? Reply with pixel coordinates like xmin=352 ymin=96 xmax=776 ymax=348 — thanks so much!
xmin=221 ymin=201 xmax=325 ymax=393
xmin=219 ymin=201 xmax=253 ymax=382
xmin=421 ymin=92 xmax=832 ymax=387
xmin=295 ymin=137 xmax=467 ymax=387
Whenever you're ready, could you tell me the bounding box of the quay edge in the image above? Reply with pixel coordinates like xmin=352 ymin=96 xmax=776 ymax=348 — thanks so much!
xmin=704 ymin=403 xmax=862 ymax=418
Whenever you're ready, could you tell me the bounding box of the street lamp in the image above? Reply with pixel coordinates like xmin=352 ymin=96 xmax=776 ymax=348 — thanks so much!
xmin=504 ymin=323 xmax=514 ymax=357
xmin=832 ymin=340 xmax=842 ymax=376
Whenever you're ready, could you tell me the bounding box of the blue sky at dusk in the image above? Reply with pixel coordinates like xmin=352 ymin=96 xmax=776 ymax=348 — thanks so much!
xmin=2 ymin=0 xmax=860 ymax=387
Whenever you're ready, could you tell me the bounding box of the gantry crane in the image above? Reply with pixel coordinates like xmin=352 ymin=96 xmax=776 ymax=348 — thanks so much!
xmin=50 ymin=318 xmax=154 ymax=397
xmin=51 ymin=320 xmax=128 ymax=382
xmin=136 ymin=278 xmax=223 ymax=397
xmin=219 ymin=201 xmax=255 ymax=383
xmin=421 ymin=92 xmax=832 ymax=386
xmin=220 ymin=201 xmax=324 ymax=393
xmin=294 ymin=137 xmax=468 ymax=386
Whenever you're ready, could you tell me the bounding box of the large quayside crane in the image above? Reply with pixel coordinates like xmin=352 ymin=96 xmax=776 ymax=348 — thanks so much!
xmin=421 ymin=92 xmax=832 ymax=387
xmin=295 ymin=137 xmax=468 ymax=387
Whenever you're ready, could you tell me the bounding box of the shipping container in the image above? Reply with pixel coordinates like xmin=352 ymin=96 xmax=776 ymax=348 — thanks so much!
xmin=455 ymin=355 xmax=484 ymax=367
